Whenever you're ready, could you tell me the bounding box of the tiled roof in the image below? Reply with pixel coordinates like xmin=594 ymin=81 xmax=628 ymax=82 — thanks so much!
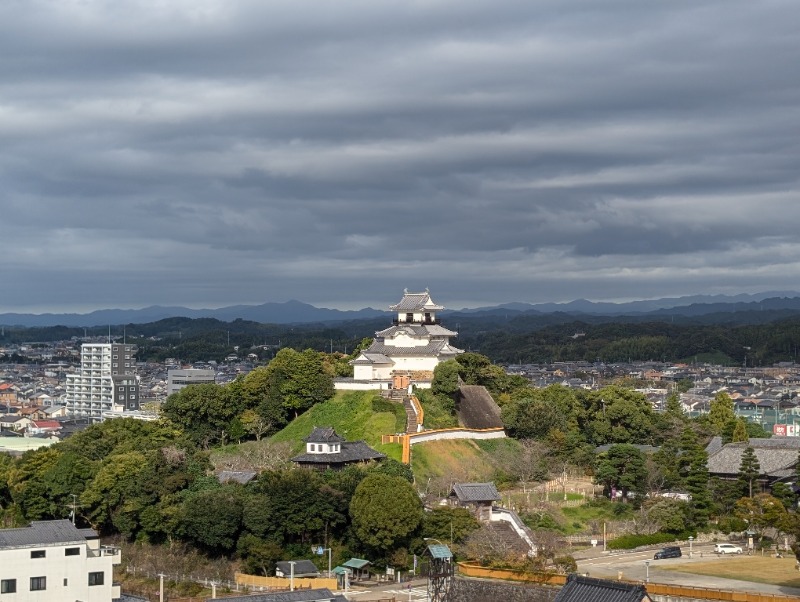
xmin=363 ymin=340 xmax=463 ymax=358
xmin=304 ymin=427 xmax=346 ymax=444
xmin=349 ymin=353 xmax=392 ymax=366
xmin=706 ymin=440 xmax=799 ymax=477
xmin=342 ymin=558 xmax=371 ymax=569
xmin=0 ymin=520 xmax=93 ymax=549
xmin=554 ymin=574 xmax=650 ymax=602
xmin=292 ymin=441 xmax=385 ymax=465
xmin=388 ymin=290 xmax=444 ymax=312
xmin=275 ymin=560 xmax=320 ymax=576
xmin=217 ymin=470 xmax=257 ymax=485
xmin=374 ymin=324 xmax=457 ymax=338
xmin=451 ymin=482 xmax=501 ymax=503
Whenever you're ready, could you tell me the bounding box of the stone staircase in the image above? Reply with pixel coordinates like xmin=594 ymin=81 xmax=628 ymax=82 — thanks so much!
xmin=485 ymin=521 xmax=532 ymax=557
xmin=403 ymin=396 xmax=418 ymax=433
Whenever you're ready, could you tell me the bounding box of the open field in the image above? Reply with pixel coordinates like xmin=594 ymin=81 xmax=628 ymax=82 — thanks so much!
xmin=663 ymin=556 xmax=800 ymax=588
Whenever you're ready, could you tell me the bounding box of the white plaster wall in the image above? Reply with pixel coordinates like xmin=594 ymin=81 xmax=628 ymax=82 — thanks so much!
xmin=0 ymin=543 xmax=118 ymax=602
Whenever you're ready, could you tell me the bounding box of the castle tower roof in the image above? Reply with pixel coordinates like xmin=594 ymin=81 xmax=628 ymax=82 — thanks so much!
xmin=388 ymin=289 xmax=444 ymax=312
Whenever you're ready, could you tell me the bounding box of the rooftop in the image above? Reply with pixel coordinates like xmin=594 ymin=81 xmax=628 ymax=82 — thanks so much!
xmin=0 ymin=520 xmax=95 ymax=549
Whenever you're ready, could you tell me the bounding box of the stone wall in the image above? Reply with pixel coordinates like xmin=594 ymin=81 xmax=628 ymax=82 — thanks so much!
xmin=449 ymin=577 xmax=559 ymax=602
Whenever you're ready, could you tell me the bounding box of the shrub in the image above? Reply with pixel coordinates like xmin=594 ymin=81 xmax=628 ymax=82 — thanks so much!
xmin=608 ymin=532 xmax=676 ymax=550
xmin=553 ymin=555 xmax=577 ymax=574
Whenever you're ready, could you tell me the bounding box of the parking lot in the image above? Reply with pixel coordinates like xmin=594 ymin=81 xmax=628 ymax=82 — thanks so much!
xmin=575 ymin=543 xmax=800 ymax=596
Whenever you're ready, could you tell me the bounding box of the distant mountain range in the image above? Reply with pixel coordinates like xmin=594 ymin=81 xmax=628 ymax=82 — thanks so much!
xmin=2 ymin=291 xmax=800 ymax=328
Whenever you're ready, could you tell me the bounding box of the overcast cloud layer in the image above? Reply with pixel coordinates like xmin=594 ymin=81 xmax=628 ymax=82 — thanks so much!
xmin=2 ymin=0 xmax=800 ymax=313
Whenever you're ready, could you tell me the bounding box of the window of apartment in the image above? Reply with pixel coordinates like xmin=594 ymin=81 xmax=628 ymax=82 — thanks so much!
xmin=0 ymin=579 xmax=16 ymax=593
xmin=88 ymin=572 xmax=104 ymax=586
xmin=65 ymin=547 xmax=80 ymax=556
xmin=112 ymin=355 xmax=118 ymax=359
xmin=30 ymin=550 xmax=45 ymax=558
xmin=118 ymin=386 xmax=124 ymax=391
xmin=30 ymin=576 xmax=46 ymax=591
xmin=63 ymin=578 xmax=68 ymax=586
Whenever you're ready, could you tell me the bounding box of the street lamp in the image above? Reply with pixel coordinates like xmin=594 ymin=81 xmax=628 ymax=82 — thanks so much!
xmin=689 ymin=536 xmax=694 ymax=558
xmin=644 ymin=560 xmax=650 ymax=583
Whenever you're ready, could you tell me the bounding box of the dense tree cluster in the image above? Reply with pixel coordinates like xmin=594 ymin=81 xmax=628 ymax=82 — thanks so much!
xmin=162 ymin=347 xmax=335 ymax=445
xmin=0 ymin=418 xmax=468 ymax=574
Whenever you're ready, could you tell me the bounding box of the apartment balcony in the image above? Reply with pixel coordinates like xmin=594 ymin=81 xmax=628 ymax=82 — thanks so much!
xmin=88 ymin=545 xmax=122 ymax=565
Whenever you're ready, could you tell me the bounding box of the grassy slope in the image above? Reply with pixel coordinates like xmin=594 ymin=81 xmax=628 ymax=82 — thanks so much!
xmin=270 ymin=390 xmax=404 ymax=461
xmin=411 ymin=437 xmax=520 ymax=485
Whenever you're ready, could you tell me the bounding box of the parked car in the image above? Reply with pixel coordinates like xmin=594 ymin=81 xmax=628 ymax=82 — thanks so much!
xmin=654 ymin=546 xmax=682 ymax=559
xmin=714 ymin=543 xmax=743 ymax=554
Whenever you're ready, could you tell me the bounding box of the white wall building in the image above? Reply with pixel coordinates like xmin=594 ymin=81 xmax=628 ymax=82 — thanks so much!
xmin=341 ymin=290 xmax=463 ymax=389
xmin=0 ymin=520 xmax=120 ymax=601
xmin=167 ymin=368 xmax=217 ymax=397
xmin=65 ymin=343 xmax=139 ymax=422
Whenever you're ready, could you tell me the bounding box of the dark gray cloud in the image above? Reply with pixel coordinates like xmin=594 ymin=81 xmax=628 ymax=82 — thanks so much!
xmin=1 ymin=0 xmax=799 ymax=313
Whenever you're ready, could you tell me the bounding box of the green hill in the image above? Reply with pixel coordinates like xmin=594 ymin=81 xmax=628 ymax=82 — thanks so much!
xmin=270 ymin=390 xmax=406 ymax=461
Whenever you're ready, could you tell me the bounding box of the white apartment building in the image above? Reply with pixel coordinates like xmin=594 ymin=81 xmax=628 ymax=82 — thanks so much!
xmin=167 ymin=368 xmax=216 ymax=397
xmin=0 ymin=519 xmax=120 ymax=601
xmin=65 ymin=343 xmax=139 ymax=422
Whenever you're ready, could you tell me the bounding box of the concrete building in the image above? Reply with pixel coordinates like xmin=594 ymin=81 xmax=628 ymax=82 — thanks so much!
xmin=65 ymin=343 xmax=139 ymax=422
xmin=167 ymin=368 xmax=216 ymax=397
xmin=0 ymin=519 xmax=121 ymax=601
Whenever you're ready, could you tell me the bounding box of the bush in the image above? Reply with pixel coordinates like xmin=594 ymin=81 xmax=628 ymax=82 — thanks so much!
xmin=608 ymin=532 xmax=678 ymax=550
xmin=715 ymin=516 xmax=748 ymax=534
xmin=553 ymin=555 xmax=577 ymax=574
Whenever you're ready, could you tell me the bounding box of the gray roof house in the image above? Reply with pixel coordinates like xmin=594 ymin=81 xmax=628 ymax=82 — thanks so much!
xmin=275 ymin=560 xmax=321 ymax=578
xmin=554 ymin=574 xmax=651 ymax=602
xmin=705 ymin=436 xmax=800 ymax=485
xmin=216 ymin=470 xmax=258 ymax=485
xmin=449 ymin=482 xmax=502 ymax=522
xmin=291 ymin=427 xmax=385 ymax=471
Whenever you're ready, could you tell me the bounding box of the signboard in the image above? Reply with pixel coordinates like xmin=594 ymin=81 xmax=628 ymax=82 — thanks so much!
xmin=773 ymin=424 xmax=799 ymax=437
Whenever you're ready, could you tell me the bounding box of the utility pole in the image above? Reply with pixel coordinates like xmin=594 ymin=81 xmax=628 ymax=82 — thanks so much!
xmin=71 ymin=494 xmax=78 ymax=525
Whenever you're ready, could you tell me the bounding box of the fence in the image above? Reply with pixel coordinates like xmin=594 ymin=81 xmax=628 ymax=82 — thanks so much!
xmin=125 ymin=567 xmax=343 ymax=601
xmin=456 ymin=563 xmax=800 ymax=602
xmin=234 ymin=573 xmax=338 ymax=591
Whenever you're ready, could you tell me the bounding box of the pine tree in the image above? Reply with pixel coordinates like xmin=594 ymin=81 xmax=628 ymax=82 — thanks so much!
xmin=738 ymin=446 xmax=761 ymax=498
xmin=731 ymin=419 xmax=749 ymax=443
xmin=680 ymin=427 xmax=712 ymax=525
xmin=709 ymin=391 xmax=736 ymax=435
xmin=665 ymin=392 xmax=685 ymax=419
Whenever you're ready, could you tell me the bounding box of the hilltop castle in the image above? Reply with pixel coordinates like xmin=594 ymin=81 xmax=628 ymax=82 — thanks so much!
xmin=335 ymin=289 xmax=463 ymax=391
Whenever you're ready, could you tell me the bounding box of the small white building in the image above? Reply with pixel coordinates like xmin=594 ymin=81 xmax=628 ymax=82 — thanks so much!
xmin=340 ymin=290 xmax=463 ymax=389
xmin=0 ymin=519 xmax=121 ymax=601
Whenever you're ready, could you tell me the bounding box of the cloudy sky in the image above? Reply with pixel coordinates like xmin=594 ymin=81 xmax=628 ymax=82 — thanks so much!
xmin=3 ymin=0 xmax=800 ymax=313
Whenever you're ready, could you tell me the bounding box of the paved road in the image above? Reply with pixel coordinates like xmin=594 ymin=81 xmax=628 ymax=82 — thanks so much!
xmin=575 ymin=543 xmax=800 ymax=596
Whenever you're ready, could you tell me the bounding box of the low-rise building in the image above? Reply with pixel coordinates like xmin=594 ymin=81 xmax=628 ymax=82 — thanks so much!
xmin=0 ymin=519 xmax=121 ymax=601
